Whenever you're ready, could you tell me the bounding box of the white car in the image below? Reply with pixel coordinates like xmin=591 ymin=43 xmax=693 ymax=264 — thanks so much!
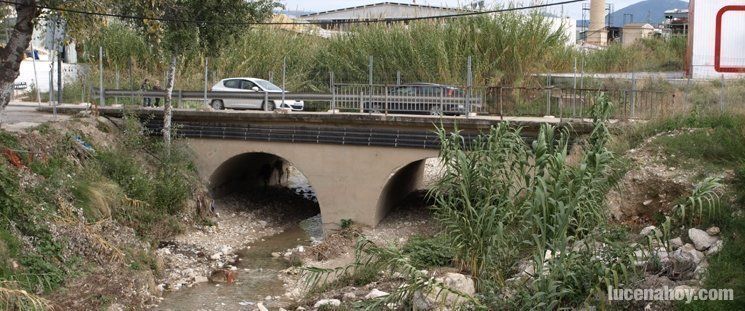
xmin=210 ymin=77 xmax=304 ymax=111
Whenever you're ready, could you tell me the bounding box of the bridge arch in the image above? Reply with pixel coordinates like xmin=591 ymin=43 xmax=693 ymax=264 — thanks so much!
xmin=187 ymin=139 xmax=438 ymax=230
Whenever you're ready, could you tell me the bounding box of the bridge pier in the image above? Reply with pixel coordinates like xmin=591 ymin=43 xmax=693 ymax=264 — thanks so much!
xmin=187 ymin=139 xmax=438 ymax=230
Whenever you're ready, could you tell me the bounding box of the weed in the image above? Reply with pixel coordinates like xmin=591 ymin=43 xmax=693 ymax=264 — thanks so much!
xmin=401 ymin=235 xmax=454 ymax=269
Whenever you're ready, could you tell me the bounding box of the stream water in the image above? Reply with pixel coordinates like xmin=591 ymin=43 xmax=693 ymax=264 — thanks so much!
xmin=155 ymin=225 xmax=311 ymax=310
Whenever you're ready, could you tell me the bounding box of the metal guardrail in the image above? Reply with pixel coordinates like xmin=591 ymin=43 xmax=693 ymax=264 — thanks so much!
xmin=94 ymin=85 xmax=676 ymax=120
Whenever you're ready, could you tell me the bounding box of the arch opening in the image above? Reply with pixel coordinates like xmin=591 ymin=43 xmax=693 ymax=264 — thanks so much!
xmin=375 ymin=157 xmax=442 ymax=226
xmin=210 ymin=152 xmax=321 ymax=232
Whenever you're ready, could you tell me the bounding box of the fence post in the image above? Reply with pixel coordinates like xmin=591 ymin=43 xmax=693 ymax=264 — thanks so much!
xmin=114 ymin=65 xmax=119 ymax=106
xmin=572 ymin=57 xmax=577 ymax=117
xmin=203 ymin=57 xmax=209 ymax=107
xmin=440 ymin=87 xmax=445 ymax=117
xmin=546 ymin=73 xmax=552 ymax=116
xmin=466 ymin=56 xmax=472 ymax=118
xmin=385 ymin=85 xmax=389 ymax=116
xmin=499 ymin=87 xmax=503 ymax=121
xmin=330 ymin=71 xmax=336 ymax=113
xmin=396 ymin=71 xmax=401 ymax=85
xmin=630 ymin=72 xmax=636 ymax=119
xmin=368 ymin=56 xmax=373 ymax=110
xmin=359 ymin=92 xmax=364 ymax=113
xmin=99 ymin=46 xmax=104 ymax=106
xmin=281 ymin=57 xmax=287 ymax=108
xmin=719 ymin=74 xmax=725 ymax=112
xmin=129 ymin=58 xmax=134 ymax=106
xmin=177 ymin=90 xmax=182 ymax=107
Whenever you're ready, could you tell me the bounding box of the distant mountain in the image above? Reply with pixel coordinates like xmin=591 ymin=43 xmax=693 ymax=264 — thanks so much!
xmin=609 ymin=0 xmax=688 ymax=27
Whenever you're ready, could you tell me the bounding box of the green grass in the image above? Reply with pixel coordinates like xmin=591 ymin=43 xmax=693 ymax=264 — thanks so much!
xmin=402 ymin=235 xmax=454 ymax=269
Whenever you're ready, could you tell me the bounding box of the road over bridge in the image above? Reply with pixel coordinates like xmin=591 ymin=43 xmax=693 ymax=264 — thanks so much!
xmin=40 ymin=105 xmax=595 ymax=229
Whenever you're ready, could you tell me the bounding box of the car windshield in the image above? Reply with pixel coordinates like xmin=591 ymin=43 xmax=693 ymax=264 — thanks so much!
xmin=253 ymin=79 xmax=283 ymax=92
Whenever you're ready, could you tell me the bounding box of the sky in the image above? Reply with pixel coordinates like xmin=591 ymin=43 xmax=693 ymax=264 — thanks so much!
xmin=279 ymin=0 xmax=647 ymax=20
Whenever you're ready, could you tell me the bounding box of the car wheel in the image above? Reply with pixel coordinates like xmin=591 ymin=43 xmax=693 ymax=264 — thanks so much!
xmin=211 ymin=100 xmax=224 ymax=110
xmin=429 ymin=106 xmax=443 ymax=116
xmin=261 ymin=101 xmax=275 ymax=111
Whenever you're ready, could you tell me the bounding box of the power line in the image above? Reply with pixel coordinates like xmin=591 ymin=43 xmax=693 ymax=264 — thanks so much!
xmin=0 ymin=0 xmax=585 ymax=26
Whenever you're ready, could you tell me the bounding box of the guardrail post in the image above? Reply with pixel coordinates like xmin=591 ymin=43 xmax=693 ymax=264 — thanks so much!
xmin=359 ymin=92 xmax=364 ymax=113
xmin=385 ymin=85 xmax=389 ymax=117
xmin=440 ymin=87 xmax=445 ymax=117
xmin=264 ymin=91 xmax=269 ymax=111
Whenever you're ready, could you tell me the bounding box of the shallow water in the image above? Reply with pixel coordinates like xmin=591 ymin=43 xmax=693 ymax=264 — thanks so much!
xmin=154 ymin=225 xmax=311 ymax=311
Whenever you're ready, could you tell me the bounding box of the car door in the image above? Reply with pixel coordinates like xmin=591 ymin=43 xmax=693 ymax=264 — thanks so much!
xmin=239 ymin=80 xmax=264 ymax=109
xmin=221 ymin=79 xmax=242 ymax=108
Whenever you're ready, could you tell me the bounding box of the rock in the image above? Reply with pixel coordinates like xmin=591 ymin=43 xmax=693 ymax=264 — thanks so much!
xmin=365 ymin=289 xmax=390 ymax=299
xmin=643 ymin=199 xmax=653 ymax=206
xmin=296 ymin=246 xmax=304 ymax=253
xmin=705 ymin=240 xmax=724 ymax=256
xmin=689 ymin=228 xmax=719 ymax=251
xmin=210 ymin=252 xmax=222 ymax=260
xmin=639 ymin=226 xmax=658 ymax=237
xmin=296 ymin=307 xmax=306 ymax=311
xmin=271 ymin=252 xmax=281 ymax=258
xmin=706 ymin=226 xmax=720 ymax=236
xmin=257 ymin=302 xmax=269 ymax=311
xmin=343 ymin=292 xmax=357 ymax=300
xmin=413 ymin=273 xmax=476 ymax=310
xmin=672 ymin=243 xmax=705 ymax=266
xmin=106 ymin=303 xmax=126 ymax=311
xmin=279 ymin=308 xmax=288 ymax=311
xmin=194 ymin=276 xmax=209 ymax=283
xmin=258 ymin=220 xmax=268 ymax=227
xmin=694 ymin=260 xmax=709 ymax=280
xmin=220 ymin=245 xmax=232 ymax=254
xmin=669 ymin=237 xmax=684 ymax=249
xmin=313 ymin=299 xmax=341 ymax=308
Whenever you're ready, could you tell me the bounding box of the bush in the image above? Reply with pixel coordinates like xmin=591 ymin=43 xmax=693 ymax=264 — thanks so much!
xmin=402 ymin=235 xmax=454 ymax=268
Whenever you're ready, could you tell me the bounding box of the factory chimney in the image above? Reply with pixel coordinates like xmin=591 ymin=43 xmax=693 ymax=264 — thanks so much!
xmin=587 ymin=0 xmax=608 ymax=46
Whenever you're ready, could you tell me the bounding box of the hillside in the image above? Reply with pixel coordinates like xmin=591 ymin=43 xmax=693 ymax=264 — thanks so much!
xmin=610 ymin=0 xmax=688 ymax=27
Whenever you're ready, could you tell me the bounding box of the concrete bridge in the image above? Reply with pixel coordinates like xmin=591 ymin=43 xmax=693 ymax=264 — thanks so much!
xmin=42 ymin=106 xmax=593 ymax=229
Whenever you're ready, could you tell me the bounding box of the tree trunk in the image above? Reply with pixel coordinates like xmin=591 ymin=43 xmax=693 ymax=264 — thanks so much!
xmin=0 ymin=1 xmax=40 ymax=110
xmin=162 ymin=55 xmax=177 ymax=148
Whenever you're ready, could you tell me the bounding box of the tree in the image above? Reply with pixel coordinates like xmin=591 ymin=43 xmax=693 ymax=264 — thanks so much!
xmin=0 ymin=0 xmax=110 ymax=111
xmin=118 ymin=0 xmax=279 ymax=147
xmin=0 ymin=1 xmax=40 ymax=110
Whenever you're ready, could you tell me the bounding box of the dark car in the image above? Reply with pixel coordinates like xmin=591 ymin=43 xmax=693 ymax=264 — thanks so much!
xmin=363 ymin=83 xmax=479 ymax=115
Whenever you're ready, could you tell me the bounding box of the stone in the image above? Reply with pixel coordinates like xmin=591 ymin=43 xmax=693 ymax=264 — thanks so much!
xmin=412 ymin=273 xmax=475 ymax=310
xmin=694 ymin=260 xmax=709 ymax=280
xmin=365 ymin=289 xmax=390 ymax=299
xmin=296 ymin=245 xmax=304 ymax=253
xmin=194 ymin=276 xmax=209 ymax=283
xmin=706 ymin=227 xmax=720 ymax=236
xmin=106 ymin=303 xmax=126 ymax=311
xmin=672 ymin=243 xmax=705 ymax=266
xmin=643 ymin=199 xmax=653 ymax=206
xmin=639 ymin=226 xmax=658 ymax=237
xmin=705 ymin=240 xmax=724 ymax=256
xmin=669 ymin=237 xmax=684 ymax=249
xmin=257 ymin=302 xmax=269 ymax=311
xmin=343 ymin=292 xmax=357 ymax=300
xmin=271 ymin=252 xmax=281 ymax=258
xmin=313 ymin=299 xmax=341 ymax=308
xmin=688 ymin=228 xmax=719 ymax=251
xmin=296 ymin=307 xmax=306 ymax=311
xmin=210 ymin=252 xmax=222 ymax=260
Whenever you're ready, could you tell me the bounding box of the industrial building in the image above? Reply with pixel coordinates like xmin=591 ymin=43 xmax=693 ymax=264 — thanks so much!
xmin=298 ymin=2 xmax=468 ymax=31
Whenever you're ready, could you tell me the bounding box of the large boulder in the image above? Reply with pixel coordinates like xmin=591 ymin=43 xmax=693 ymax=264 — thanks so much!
xmin=672 ymin=244 xmax=705 ymax=266
xmin=413 ymin=273 xmax=476 ymax=311
xmin=688 ymin=228 xmax=719 ymax=251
